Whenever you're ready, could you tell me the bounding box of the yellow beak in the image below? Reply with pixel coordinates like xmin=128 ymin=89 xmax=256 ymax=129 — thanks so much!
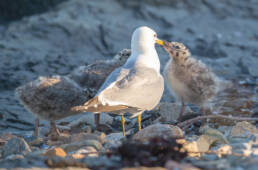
xmin=155 ymin=39 xmax=164 ymax=46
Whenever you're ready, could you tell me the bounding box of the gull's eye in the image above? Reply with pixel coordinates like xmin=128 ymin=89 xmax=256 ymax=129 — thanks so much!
xmin=154 ymin=34 xmax=157 ymax=38
xmin=174 ymin=45 xmax=180 ymax=49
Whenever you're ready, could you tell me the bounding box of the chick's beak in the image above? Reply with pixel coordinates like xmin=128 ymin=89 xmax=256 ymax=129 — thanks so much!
xmin=155 ymin=38 xmax=165 ymax=46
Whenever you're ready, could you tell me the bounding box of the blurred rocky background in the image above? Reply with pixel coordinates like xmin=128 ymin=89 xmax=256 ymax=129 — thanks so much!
xmin=0 ymin=0 xmax=67 ymax=23
xmin=0 ymin=0 xmax=258 ymax=169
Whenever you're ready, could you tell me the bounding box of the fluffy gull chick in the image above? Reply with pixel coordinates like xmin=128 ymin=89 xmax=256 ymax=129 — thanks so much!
xmin=162 ymin=41 xmax=222 ymax=121
xmin=15 ymin=50 xmax=131 ymax=137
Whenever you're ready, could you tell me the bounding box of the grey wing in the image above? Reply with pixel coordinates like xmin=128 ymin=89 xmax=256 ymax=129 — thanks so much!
xmin=96 ymin=56 xmax=136 ymax=95
xmin=96 ymin=66 xmax=130 ymax=96
xmin=99 ymin=67 xmax=164 ymax=110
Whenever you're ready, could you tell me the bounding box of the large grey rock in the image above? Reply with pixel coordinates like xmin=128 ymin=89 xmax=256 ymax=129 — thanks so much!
xmin=133 ymin=124 xmax=183 ymax=142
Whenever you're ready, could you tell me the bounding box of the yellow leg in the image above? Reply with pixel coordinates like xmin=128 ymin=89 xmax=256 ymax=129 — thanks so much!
xmin=137 ymin=114 xmax=142 ymax=131
xmin=121 ymin=114 xmax=125 ymax=136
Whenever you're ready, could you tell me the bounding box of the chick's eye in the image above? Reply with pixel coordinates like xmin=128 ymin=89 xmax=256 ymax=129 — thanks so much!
xmin=174 ymin=45 xmax=180 ymax=49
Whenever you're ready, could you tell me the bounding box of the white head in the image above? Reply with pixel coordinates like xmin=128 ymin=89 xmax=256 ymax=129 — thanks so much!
xmin=131 ymin=26 xmax=159 ymax=54
xmin=127 ymin=26 xmax=164 ymax=72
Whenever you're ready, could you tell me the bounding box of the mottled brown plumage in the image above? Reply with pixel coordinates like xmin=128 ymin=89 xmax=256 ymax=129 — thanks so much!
xmin=68 ymin=49 xmax=131 ymax=90
xmin=15 ymin=49 xmax=131 ymax=136
xmin=68 ymin=49 xmax=131 ymax=127
xmin=163 ymin=41 xmax=221 ymax=120
xmin=15 ymin=75 xmax=87 ymax=136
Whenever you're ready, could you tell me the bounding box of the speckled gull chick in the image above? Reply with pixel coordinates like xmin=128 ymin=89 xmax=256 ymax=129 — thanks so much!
xmin=68 ymin=49 xmax=131 ymax=128
xmin=162 ymin=41 xmax=221 ymax=121
xmin=15 ymin=49 xmax=131 ymax=137
xmin=15 ymin=76 xmax=87 ymax=137
xmin=72 ymin=26 xmax=164 ymax=136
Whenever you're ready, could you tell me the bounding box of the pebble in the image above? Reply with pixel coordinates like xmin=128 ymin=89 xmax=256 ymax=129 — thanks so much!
xmin=200 ymin=125 xmax=229 ymax=144
xmin=215 ymin=144 xmax=232 ymax=156
xmin=105 ymin=132 xmax=125 ymax=148
xmin=71 ymin=153 xmax=85 ymax=159
xmin=44 ymin=147 xmax=67 ymax=158
xmin=230 ymin=121 xmax=258 ymax=138
xmin=183 ymin=134 xmax=229 ymax=157
xmin=60 ymin=140 xmax=103 ymax=153
xmin=133 ymin=124 xmax=184 ymax=142
xmin=72 ymin=146 xmax=98 ymax=158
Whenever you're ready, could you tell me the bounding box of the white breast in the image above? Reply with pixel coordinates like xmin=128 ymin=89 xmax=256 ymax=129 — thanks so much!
xmin=163 ymin=59 xmax=188 ymax=102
